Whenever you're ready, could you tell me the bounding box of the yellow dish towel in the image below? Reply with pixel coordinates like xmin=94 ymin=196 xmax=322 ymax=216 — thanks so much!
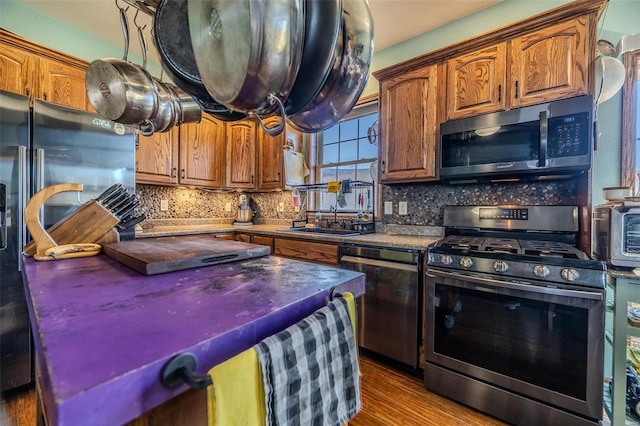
xmin=207 ymin=348 xmax=266 ymax=426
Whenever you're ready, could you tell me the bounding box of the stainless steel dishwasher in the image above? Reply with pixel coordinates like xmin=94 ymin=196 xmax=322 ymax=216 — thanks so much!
xmin=340 ymin=244 xmax=422 ymax=368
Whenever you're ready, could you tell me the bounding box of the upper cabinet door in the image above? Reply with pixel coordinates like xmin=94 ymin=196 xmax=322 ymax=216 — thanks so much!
xmin=446 ymin=43 xmax=507 ymax=120
xmin=257 ymin=117 xmax=285 ymax=190
xmin=226 ymin=120 xmax=257 ymax=189
xmin=509 ymin=17 xmax=588 ymax=108
xmin=179 ymin=115 xmax=225 ymax=189
xmin=38 ymin=57 xmax=93 ymax=112
xmin=0 ymin=41 xmax=37 ymax=97
xmin=136 ymin=128 xmax=179 ymax=185
xmin=379 ymin=64 xmax=439 ymax=183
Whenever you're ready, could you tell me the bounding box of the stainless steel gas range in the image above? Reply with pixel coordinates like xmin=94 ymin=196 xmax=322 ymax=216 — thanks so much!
xmin=425 ymin=205 xmax=606 ymax=426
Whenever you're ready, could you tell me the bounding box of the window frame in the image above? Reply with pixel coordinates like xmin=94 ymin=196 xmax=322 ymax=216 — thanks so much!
xmin=312 ymin=97 xmax=379 ymax=213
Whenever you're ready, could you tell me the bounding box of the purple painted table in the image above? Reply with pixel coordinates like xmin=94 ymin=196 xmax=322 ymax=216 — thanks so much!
xmin=22 ymin=254 xmax=365 ymax=426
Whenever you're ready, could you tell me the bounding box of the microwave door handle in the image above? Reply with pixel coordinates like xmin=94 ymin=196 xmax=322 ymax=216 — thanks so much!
xmin=538 ymin=110 xmax=548 ymax=167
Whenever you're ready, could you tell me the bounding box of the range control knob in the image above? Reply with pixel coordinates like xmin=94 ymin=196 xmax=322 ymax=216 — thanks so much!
xmin=533 ymin=265 xmax=550 ymax=278
xmin=459 ymin=256 xmax=473 ymax=268
xmin=441 ymin=255 xmax=453 ymax=265
xmin=561 ymin=268 xmax=580 ymax=282
xmin=493 ymin=260 xmax=509 ymax=273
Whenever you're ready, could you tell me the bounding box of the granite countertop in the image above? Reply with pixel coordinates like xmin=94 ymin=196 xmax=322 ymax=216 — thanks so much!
xmin=22 ymin=253 xmax=365 ymax=426
xmin=136 ymin=222 xmax=443 ymax=250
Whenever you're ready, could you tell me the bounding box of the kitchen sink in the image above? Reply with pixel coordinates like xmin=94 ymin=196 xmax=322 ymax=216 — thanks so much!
xmin=285 ymin=227 xmax=360 ymax=237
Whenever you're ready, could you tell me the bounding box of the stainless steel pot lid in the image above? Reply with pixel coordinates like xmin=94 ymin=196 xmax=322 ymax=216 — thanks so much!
xmin=187 ymin=0 xmax=304 ymax=114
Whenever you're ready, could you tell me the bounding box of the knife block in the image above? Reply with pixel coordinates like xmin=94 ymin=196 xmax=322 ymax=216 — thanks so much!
xmin=24 ymin=199 xmax=120 ymax=256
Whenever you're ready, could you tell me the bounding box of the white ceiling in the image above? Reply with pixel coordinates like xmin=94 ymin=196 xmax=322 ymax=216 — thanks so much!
xmin=15 ymin=0 xmax=502 ymax=60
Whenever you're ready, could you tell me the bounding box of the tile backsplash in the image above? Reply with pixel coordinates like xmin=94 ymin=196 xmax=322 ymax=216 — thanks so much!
xmin=138 ymin=178 xmax=577 ymax=228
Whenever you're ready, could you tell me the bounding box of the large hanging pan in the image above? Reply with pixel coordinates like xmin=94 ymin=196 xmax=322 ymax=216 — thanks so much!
xmin=288 ymin=0 xmax=374 ymax=133
xmin=284 ymin=0 xmax=342 ymax=116
xmin=153 ymin=0 xmax=245 ymax=122
xmin=188 ymin=0 xmax=305 ymax=134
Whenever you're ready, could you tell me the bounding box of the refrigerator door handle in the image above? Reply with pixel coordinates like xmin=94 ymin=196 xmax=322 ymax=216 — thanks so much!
xmin=35 ymin=148 xmax=45 ymax=227
xmin=1 ymin=183 xmax=6 ymax=250
xmin=18 ymin=145 xmax=28 ymax=270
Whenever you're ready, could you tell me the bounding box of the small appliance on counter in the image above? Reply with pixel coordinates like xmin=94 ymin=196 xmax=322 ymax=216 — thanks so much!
xmin=233 ymin=194 xmax=254 ymax=225
xmin=593 ymin=197 xmax=640 ymax=268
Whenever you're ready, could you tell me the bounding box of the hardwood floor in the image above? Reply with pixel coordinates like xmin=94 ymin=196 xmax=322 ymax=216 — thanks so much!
xmin=1 ymin=355 xmax=507 ymax=426
xmin=351 ymin=356 xmax=507 ymax=426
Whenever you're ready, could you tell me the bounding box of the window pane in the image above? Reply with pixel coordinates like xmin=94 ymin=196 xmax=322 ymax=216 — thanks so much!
xmin=322 ymin=143 xmax=339 ymax=164
xmin=358 ymin=137 xmax=378 ymax=159
xmin=355 ymin=162 xmax=374 ymax=182
xmin=337 ymin=164 xmax=356 ymax=181
xmin=340 ymin=140 xmax=358 ymax=162
xmin=320 ymin=166 xmax=337 ymax=182
xmin=358 ymin=114 xmax=378 ymax=138
xmin=323 ymin=124 xmax=339 ymax=144
xmin=340 ymin=119 xmax=358 ymax=141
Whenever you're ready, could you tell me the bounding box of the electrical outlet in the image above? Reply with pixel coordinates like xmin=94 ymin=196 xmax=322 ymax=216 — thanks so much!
xmin=384 ymin=201 xmax=393 ymax=215
xmin=399 ymin=201 xmax=408 ymax=215
xmin=278 ymin=202 xmax=285 ymax=212
xmin=160 ymin=199 xmax=169 ymax=211
xmin=294 ymin=206 xmax=300 ymax=213
xmin=225 ymin=202 xmax=232 ymax=212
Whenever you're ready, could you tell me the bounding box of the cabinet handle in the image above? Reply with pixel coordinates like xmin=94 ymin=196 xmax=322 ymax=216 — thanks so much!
xmin=277 ymin=172 xmax=280 ymax=182
xmin=498 ymin=85 xmax=502 ymax=102
xmin=181 ymin=169 xmax=186 ymax=179
xmin=171 ymin=167 xmax=177 ymax=178
xmin=381 ymin=160 xmax=386 ymax=173
xmin=251 ymin=175 xmax=254 ymax=184
xmin=515 ymin=81 xmax=519 ymax=99
xmin=25 ymin=88 xmax=30 ymax=97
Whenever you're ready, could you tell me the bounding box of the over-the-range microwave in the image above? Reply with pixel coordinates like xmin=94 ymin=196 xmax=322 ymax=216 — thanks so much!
xmin=439 ymin=95 xmax=594 ymax=181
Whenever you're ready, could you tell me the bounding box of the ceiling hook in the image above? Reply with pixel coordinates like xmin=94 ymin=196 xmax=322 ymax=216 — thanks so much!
xmin=133 ymin=9 xmax=146 ymax=30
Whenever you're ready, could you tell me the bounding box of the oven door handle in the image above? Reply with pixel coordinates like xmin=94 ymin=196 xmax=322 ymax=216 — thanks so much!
xmin=341 ymin=255 xmax=418 ymax=272
xmin=428 ymin=269 xmax=603 ymax=300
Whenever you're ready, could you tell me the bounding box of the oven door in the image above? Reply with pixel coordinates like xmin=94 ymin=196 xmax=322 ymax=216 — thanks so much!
xmin=425 ymin=269 xmax=604 ymax=420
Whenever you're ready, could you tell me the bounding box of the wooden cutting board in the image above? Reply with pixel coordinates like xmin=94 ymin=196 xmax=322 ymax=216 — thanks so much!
xmin=102 ymin=235 xmax=270 ymax=275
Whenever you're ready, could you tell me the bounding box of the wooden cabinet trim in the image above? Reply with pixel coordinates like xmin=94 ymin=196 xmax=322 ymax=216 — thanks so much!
xmin=1 ymin=29 xmax=89 ymax=70
xmin=373 ymin=0 xmax=606 ymax=81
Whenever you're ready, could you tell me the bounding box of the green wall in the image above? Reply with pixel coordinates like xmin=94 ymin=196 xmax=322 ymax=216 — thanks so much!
xmin=2 ymin=0 xmax=639 ymax=205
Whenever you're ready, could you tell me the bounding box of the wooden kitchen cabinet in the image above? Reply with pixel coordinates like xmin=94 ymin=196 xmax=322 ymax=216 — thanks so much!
xmin=446 ymin=43 xmax=507 ymax=119
xmin=226 ymin=120 xmax=257 ymax=189
xmin=273 ymin=237 xmax=340 ymax=266
xmin=508 ymin=18 xmax=589 ymax=108
xmin=179 ymin=115 xmax=225 ymax=188
xmin=226 ymin=117 xmax=292 ymax=191
xmin=378 ymin=64 xmax=439 ymax=183
xmin=257 ymin=117 xmax=285 ymax=190
xmin=0 ymin=29 xmax=93 ymax=112
xmin=136 ymin=128 xmax=180 ymax=185
xmin=235 ymin=233 xmax=274 ymax=253
xmin=136 ymin=115 xmax=225 ymax=189
xmin=446 ymin=18 xmax=589 ymax=120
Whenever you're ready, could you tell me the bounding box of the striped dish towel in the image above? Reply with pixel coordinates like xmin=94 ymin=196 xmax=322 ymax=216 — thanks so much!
xmin=255 ymin=295 xmax=361 ymax=426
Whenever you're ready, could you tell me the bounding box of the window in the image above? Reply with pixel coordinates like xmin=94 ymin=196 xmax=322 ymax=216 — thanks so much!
xmin=316 ymin=103 xmax=378 ymax=211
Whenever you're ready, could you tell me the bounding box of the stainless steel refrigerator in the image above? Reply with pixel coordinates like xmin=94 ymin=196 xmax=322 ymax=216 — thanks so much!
xmin=0 ymin=90 xmax=136 ymax=392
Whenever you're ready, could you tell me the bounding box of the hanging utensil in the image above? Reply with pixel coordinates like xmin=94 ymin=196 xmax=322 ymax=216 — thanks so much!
xmin=85 ymin=2 xmax=158 ymax=125
xmin=287 ymin=0 xmax=374 ymax=133
xmin=188 ymin=0 xmax=305 ymax=134
xmin=153 ymin=0 xmax=246 ymax=121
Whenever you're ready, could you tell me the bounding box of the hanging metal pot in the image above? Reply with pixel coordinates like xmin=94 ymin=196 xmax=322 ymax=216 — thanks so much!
xmin=287 ymin=0 xmax=374 ymax=133
xmin=153 ymin=0 xmax=246 ymax=122
xmin=187 ymin=0 xmax=305 ymax=134
xmin=86 ymin=5 xmax=158 ymax=124
xmin=166 ymin=83 xmax=202 ymax=125
xmin=284 ymin=0 xmax=342 ymax=116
